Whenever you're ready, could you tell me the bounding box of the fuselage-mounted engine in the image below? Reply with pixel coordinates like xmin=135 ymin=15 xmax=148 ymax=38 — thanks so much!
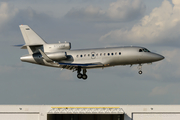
xmin=43 ymin=42 xmax=71 ymax=52
xmin=46 ymin=52 xmax=67 ymax=61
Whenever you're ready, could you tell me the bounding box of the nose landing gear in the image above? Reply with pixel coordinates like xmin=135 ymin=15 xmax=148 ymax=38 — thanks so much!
xmin=138 ymin=70 xmax=142 ymax=74
xmin=138 ymin=64 xmax=143 ymax=75
xmin=77 ymin=67 xmax=88 ymax=80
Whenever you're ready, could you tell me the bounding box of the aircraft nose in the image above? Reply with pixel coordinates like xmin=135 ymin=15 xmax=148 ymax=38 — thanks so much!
xmin=155 ymin=54 xmax=165 ymax=61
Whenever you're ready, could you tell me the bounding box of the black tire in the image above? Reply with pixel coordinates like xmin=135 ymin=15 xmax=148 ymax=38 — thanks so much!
xmin=82 ymin=74 xmax=88 ymax=80
xmin=138 ymin=71 xmax=142 ymax=74
xmin=77 ymin=73 xmax=82 ymax=79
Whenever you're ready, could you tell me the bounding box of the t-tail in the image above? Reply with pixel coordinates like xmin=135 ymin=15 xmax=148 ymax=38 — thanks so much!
xmin=19 ymin=25 xmax=71 ymax=54
xmin=19 ymin=25 xmax=71 ymax=64
xmin=19 ymin=25 xmax=46 ymax=54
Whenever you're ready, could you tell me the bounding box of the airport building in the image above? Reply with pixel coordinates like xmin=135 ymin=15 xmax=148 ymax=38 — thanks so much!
xmin=0 ymin=105 xmax=180 ymax=120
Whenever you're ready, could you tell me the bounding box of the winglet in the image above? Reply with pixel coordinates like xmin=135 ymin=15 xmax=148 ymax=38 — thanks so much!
xmin=38 ymin=49 xmax=53 ymax=62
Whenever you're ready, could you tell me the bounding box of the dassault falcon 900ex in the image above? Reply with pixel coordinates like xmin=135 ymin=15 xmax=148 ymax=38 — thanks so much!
xmin=18 ymin=25 xmax=164 ymax=80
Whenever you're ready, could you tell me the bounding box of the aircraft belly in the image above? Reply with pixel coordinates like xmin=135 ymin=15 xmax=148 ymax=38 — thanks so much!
xmin=118 ymin=56 xmax=141 ymax=65
xmin=102 ymin=57 xmax=116 ymax=65
xmin=102 ymin=56 xmax=140 ymax=66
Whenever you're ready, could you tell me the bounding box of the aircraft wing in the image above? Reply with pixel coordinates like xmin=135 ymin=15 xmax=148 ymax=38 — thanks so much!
xmin=58 ymin=62 xmax=103 ymax=70
xmin=58 ymin=62 xmax=101 ymax=66
xmin=38 ymin=49 xmax=103 ymax=70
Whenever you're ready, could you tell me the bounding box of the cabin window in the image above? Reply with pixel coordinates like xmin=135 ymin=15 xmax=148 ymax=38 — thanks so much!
xmin=92 ymin=54 xmax=95 ymax=57
xmin=80 ymin=55 xmax=83 ymax=57
xmin=96 ymin=54 xmax=98 ymax=56
xmin=100 ymin=53 xmax=102 ymax=56
xmin=119 ymin=52 xmax=121 ymax=55
xmin=115 ymin=52 xmax=117 ymax=55
xmin=104 ymin=53 xmax=106 ymax=56
xmin=108 ymin=53 xmax=110 ymax=56
xmin=88 ymin=54 xmax=90 ymax=57
xmin=111 ymin=53 xmax=114 ymax=55
xmin=84 ymin=54 xmax=86 ymax=57
xmin=76 ymin=55 xmax=78 ymax=57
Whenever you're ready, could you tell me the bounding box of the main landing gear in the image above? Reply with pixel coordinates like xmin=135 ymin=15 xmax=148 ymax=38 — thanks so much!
xmin=77 ymin=67 xmax=88 ymax=80
xmin=138 ymin=64 xmax=143 ymax=75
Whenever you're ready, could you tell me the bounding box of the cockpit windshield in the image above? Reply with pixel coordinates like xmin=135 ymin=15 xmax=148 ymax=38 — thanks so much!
xmin=143 ymin=48 xmax=150 ymax=52
xmin=139 ymin=48 xmax=150 ymax=52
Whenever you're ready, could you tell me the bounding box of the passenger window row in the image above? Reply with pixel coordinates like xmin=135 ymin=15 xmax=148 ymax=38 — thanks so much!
xmin=76 ymin=52 xmax=121 ymax=58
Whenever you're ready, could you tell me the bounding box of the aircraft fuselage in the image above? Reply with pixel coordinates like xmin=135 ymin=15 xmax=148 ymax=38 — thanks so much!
xmin=21 ymin=46 xmax=164 ymax=69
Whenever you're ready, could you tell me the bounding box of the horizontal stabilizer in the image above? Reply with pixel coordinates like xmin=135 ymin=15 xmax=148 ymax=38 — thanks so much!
xmin=13 ymin=44 xmax=25 ymax=47
xmin=14 ymin=44 xmax=43 ymax=49
xmin=21 ymin=44 xmax=43 ymax=49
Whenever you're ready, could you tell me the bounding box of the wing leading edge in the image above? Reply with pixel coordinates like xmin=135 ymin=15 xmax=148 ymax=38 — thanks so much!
xmin=58 ymin=62 xmax=102 ymax=67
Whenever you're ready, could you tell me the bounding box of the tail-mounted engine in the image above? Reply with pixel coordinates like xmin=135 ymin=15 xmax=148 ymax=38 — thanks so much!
xmin=20 ymin=51 xmax=67 ymax=64
xmin=43 ymin=42 xmax=71 ymax=52
xmin=46 ymin=52 xmax=67 ymax=61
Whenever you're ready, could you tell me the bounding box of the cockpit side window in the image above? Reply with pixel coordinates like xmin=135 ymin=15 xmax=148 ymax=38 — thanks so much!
xmin=139 ymin=49 xmax=143 ymax=52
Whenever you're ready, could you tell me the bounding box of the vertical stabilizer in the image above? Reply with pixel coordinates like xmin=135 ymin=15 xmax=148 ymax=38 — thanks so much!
xmin=19 ymin=25 xmax=46 ymax=54
xmin=19 ymin=25 xmax=46 ymax=45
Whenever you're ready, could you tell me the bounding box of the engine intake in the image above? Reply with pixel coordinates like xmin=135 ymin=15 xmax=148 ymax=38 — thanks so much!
xmin=57 ymin=42 xmax=71 ymax=50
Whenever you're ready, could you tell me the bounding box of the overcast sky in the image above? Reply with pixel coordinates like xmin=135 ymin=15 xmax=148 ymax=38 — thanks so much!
xmin=0 ymin=0 xmax=180 ymax=105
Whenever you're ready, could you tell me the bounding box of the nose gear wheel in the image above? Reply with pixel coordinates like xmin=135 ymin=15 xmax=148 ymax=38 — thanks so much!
xmin=138 ymin=70 xmax=142 ymax=74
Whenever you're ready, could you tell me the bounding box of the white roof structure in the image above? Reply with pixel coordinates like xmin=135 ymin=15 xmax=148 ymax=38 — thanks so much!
xmin=0 ymin=105 xmax=180 ymax=120
xmin=48 ymin=106 xmax=124 ymax=114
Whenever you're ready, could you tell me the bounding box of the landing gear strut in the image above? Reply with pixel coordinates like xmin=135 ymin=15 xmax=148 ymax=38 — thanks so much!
xmin=76 ymin=67 xmax=88 ymax=80
xmin=77 ymin=67 xmax=82 ymax=79
xmin=82 ymin=69 xmax=88 ymax=80
xmin=138 ymin=64 xmax=143 ymax=75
